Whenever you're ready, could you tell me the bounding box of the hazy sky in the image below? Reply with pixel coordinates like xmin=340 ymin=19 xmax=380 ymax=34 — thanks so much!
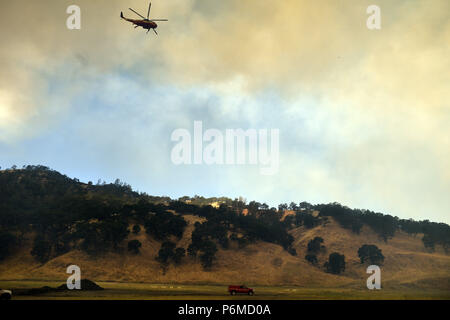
xmin=0 ymin=0 xmax=449 ymax=223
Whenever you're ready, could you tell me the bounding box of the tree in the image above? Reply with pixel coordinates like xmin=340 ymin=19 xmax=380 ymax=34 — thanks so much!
xmin=351 ymin=220 xmax=363 ymax=234
xmin=357 ymin=244 xmax=384 ymax=265
xmin=132 ymin=224 xmax=141 ymax=234
xmin=76 ymin=219 xmax=129 ymax=254
xmin=100 ymin=219 xmax=130 ymax=250
xmin=324 ymin=252 xmax=345 ymax=274
xmin=128 ymin=240 xmax=142 ymax=254
xmin=144 ymin=212 xmax=187 ymax=241
xmin=187 ymin=243 xmax=198 ymax=257
xmin=304 ymin=214 xmax=319 ymax=228
xmin=288 ymin=202 xmax=298 ymax=210
xmin=307 ymin=237 xmax=325 ymax=254
xmin=199 ymin=240 xmax=217 ymax=270
xmin=305 ymin=254 xmax=318 ymax=265
xmin=31 ymin=235 xmax=52 ymax=263
xmin=0 ymin=231 xmax=16 ymax=261
xmin=247 ymin=201 xmax=261 ymax=215
xmin=77 ymin=222 xmax=106 ymax=255
xmin=422 ymin=234 xmax=435 ymax=251
xmin=157 ymin=241 xmax=185 ymax=268
xmin=288 ymin=247 xmax=297 ymax=256
xmin=299 ymin=201 xmax=312 ymax=210
xmin=173 ymin=247 xmax=186 ymax=265
xmin=157 ymin=241 xmax=176 ymax=265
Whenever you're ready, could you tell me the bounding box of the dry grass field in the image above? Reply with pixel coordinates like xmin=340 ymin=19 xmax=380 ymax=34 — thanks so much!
xmin=2 ymin=280 xmax=449 ymax=300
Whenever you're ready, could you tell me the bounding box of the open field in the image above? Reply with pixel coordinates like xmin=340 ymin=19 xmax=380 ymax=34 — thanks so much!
xmin=1 ymin=280 xmax=449 ymax=300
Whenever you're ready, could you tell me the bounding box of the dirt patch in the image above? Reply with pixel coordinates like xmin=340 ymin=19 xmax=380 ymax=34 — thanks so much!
xmin=57 ymin=279 xmax=104 ymax=290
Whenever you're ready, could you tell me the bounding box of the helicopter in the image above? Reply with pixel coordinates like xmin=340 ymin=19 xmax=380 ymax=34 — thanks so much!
xmin=120 ymin=2 xmax=168 ymax=35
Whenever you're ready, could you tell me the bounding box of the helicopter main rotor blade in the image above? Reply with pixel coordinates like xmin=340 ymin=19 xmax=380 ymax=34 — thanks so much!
xmin=147 ymin=2 xmax=152 ymax=19
xmin=128 ymin=8 xmax=146 ymax=19
xmin=148 ymin=19 xmax=168 ymax=21
xmin=153 ymin=28 xmax=158 ymax=35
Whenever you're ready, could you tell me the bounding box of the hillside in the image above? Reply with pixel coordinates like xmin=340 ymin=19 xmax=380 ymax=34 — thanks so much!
xmin=0 ymin=166 xmax=449 ymax=292
xmin=1 ymin=216 xmax=449 ymax=290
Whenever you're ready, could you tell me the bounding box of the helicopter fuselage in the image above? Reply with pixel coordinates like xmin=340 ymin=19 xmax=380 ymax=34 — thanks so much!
xmin=122 ymin=16 xmax=157 ymax=29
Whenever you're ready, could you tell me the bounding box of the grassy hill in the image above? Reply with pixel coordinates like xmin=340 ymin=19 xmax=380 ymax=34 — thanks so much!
xmin=0 ymin=166 xmax=449 ymax=295
xmin=1 ymin=216 xmax=449 ymax=291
